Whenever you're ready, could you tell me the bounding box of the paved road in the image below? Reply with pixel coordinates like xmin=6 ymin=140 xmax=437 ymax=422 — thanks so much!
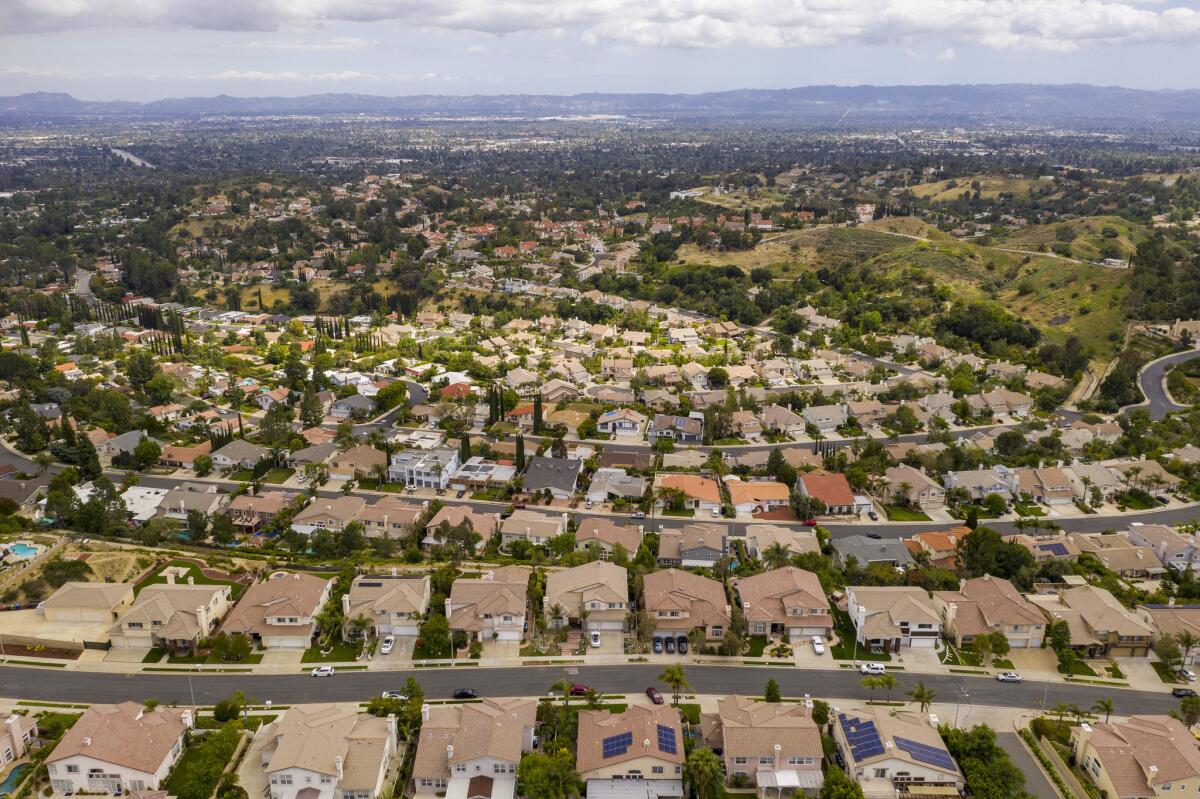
xmin=0 ymin=663 xmax=1180 ymax=714
xmin=71 ymin=266 xmax=93 ymax=299
xmin=996 ymin=732 xmax=1059 ymax=799
xmin=1131 ymin=349 xmax=1200 ymax=420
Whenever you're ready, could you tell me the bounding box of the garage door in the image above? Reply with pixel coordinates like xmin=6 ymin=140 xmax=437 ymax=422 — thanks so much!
xmin=497 ymin=630 xmax=521 ymax=641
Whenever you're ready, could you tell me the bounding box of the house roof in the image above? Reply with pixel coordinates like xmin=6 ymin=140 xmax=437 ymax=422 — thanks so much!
xmin=40 ymin=581 xmax=133 ymax=612
xmin=448 ymin=566 xmax=531 ymax=631
xmin=412 ymin=699 xmax=537 ymax=780
xmin=799 ymin=469 xmax=854 ymax=507
xmin=658 ymin=523 xmax=725 ymax=561
xmin=220 ymin=571 xmax=331 ymax=638
xmin=576 ymin=705 xmax=685 ymax=774
xmin=642 ymin=569 xmax=729 ymax=631
xmin=575 ymin=517 xmax=641 ymax=553
xmin=264 ymin=705 xmax=392 ymax=790
xmin=48 ymin=703 xmax=188 ymax=774
xmin=346 ymin=574 xmax=431 ymax=619
xmin=1082 ymin=716 xmax=1200 ymax=797
xmin=523 ymin=456 xmax=583 ymax=493
xmin=835 ymin=707 xmax=960 ymax=777
xmin=545 ymin=561 xmax=628 ymax=617
xmin=933 ymin=575 xmax=1044 ymax=636
xmin=700 ymin=695 xmax=821 ymax=763
xmin=654 ymin=473 xmax=721 ymax=504
xmin=735 ymin=567 xmax=829 ymax=624
xmin=726 ymin=481 xmax=790 ymax=506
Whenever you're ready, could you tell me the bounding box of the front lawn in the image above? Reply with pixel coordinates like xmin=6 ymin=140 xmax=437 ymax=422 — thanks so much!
xmin=830 ymin=609 xmax=890 ymax=661
xmin=262 ymin=468 xmax=295 ymax=484
xmin=1117 ymin=492 xmax=1156 ymax=510
xmin=357 ymin=479 xmax=402 ymax=492
xmin=134 ymin=560 xmax=245 ymax=599
xmin=301 ymin=642 xmax=361 ymax=663
xmin=992 ymin=658 xmax=1015 ymax=670
xmin=1014 ymin=503 xmax=1045 ymax=517
xmin=1153 ymin=661 xmax=1182 ymax=683
xmin=227 ymin=469 xmax=254 ymax=482
xmin=746 ymin=636 xmax=769 ymax=657
xmin=1058 ymin=659 xmax=1097 ymax=676
xmin=883 ymin=505 xmax=931 ymax=522
xmin=940 ymin=643 xmax=981 ymax=667
xmin=661 ymin=508 xmax=695 ymax=518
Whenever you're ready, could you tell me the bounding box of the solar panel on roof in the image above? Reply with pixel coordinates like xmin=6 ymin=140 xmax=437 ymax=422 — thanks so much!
xmin=657 ymin=724 xmax=677 ymax=755
xmin=602 ymin=732 xmax=633 ymax=758
xmin=893 ymin=736 xmax=957 ymax=770
xmin=839 ymin=714 xmax=885 ymax=762
xmin=1038 ymin=543 xmax=1069 ymax=557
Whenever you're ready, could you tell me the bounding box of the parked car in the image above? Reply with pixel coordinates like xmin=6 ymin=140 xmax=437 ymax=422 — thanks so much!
xmin=811 ymin=636 xmax=825 ymax=655
xmin=664 ymin=637 xmax=676 ymax=654
xmin=859 ymin=663 xmax=885 ymax=675
xmin=379 ymin=636 xmax=395 ymax=655
xmin=677 ymin=636 xmax=688 ymax=654
xmin=569 ymin=683 xmax=590 ymax=696
xmin=512 ymin=502 xmax=526 ymax=509
xmin=311 ymin=666 xmax=335 ymax=677
xmin=1157 ymin=495 xmax=1171 ymax=506
xmin=381 ymin=691 xmax=408 ymax=700
xmin=456 ymin=489 xmax=466 ymax=498
xmin=1180 ymin=667 xmax=1197 ymax=682
xmin=996 ymin=672 xmax=1023 ymax=683
xmin=646 ymin=687 xmax=664 ymax=705
xmin=867 ymin=510 xmax=878 ymax=521
xmin=711 ymin=507 xmax=721 ymax=517
xmin=633 ymin=511 xmax=646 ymax=519
xmin=865 ymin=533 xmax=881 ymax=540
xmin=653 ymin=638 xmax=663 ymax=654
xmin=1174 ymin=687 xmax=1198 ymax=698
xmin=802 ymin=519 xmax=817 ymax=527
xmin=453 ymin=688 xmax=479 ymax=699
xmin=590 ymin=631 xmax=602 ymax=648
xmin=586 ymin=500 xmax=594 ymax=509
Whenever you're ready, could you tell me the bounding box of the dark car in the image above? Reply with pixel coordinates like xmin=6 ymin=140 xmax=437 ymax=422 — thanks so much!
xmin=865 ymin=533 xmax=882 ymax=540
xmin=453 ymin=688 xmax=479 ymax=699
xmin=677 ymin=636 xmax=688 ymax=655
xmin=664 ymin=637 xmax=675 ymax=654
xmin=646 ymin=687 xmax=665 ymax=705
xmin=1157 ymin=495 xmax=1171 ymax=506
xmin=1174 ymin=687 xmax=1198 ymax=698
xmin=456 ymin=489 xmax=466 ymax=498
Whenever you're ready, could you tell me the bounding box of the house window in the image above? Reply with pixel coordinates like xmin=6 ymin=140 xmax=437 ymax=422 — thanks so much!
xmin=759 ymin=757 xmax=774 ymax=765
xmin=455 ymin=764 xmax=466 ymax=773
xmin=734 ymin=772 xmax=748 ymax=779
xmin=788 ymin=757 xmax=813 ymax=765
xmin=712 ymin=627 xmax=724 ymax=637
xmin=874 ymin=768 xmax=887 ymax=779
xmin=733 ymin=757 xmax=747 ymax=765
xmin=652 ymin=767 xmax=664 ymax=775
xmin=129 ymin=781 xmax=145 ymax=792
xmin=321 ymin=776 xmax=332 ymax=784
xmin=66 ymin=766 xmax=80 ymax=774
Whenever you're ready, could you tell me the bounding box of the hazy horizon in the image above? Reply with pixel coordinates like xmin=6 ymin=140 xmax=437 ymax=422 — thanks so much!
xmin=5 ymin=0 xmax=1200 ymax=101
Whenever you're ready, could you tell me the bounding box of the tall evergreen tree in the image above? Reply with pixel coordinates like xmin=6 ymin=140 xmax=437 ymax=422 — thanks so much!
xmin=515 ymin=435 xmax=526 ymax=471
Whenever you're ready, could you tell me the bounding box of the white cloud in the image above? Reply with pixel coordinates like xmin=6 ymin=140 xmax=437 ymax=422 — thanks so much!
xmin=246 ymin=36 xmax=378 ymax=51
xmin=937 ymin=47 xmax=957 ymax=60
xmin=0 ymin=66 xmax=68 ymax=77
xmin=194 ymin=69 xmax=378 ymax=81
xmin=5 ymin=0 xmax=1200 ymax=54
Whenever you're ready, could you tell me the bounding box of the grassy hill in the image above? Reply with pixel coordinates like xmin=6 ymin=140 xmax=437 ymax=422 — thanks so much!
xmin=992 ymin=215 xmax=1145 ymax=262
xmin=909 ymin=174 xmax=1046 ymax=202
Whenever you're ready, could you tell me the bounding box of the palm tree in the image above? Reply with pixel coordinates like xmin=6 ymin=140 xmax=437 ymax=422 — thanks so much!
xmin=548 ymin=603 xmax=565 ymax=630
xmin=33 ymin=451 xmax=53 ymax=476
xmin=659 ymin=665 xmax=690 ymax=707
xmin=550 ymin=678 xmax=574 ymax=707
xmin=908 ymin=681 xmax=936 ymax=714
xmin=860 ymin=675 xmax=881 ymax=700
xmin=879 ymin=673 xmax=898 ymax=703
xmin=683 ymin=748 xmax=724 ymax=799
xmin=762 ymin=542 xmax=791 ymax=570
xmin=584 ymin=687 xmax=603 ymax=710
xmin=1092 ymin=698 xmax=1115 ymax=723
xmin=1178 ymin=631 xmax=1199 ymax=667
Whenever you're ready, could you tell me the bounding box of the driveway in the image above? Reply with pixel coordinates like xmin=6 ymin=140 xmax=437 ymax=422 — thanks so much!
xmin=996 ymin=732 xmax=1059 ymax=799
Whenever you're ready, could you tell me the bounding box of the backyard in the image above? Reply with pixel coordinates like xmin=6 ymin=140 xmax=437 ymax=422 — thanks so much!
xmin=134 ymin=559 xmax=247 ymax=599
xmin=830 ymin=609 xmax=890 ymax=661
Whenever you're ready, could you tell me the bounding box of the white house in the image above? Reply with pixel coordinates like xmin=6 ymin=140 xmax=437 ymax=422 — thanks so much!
xmin=263 ymin=706 xmax=398 ymax=799
xmin=47 ymin=703 xmax=191 ymax=795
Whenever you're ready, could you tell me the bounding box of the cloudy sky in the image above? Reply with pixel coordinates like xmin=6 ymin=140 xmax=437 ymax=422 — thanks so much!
xmin=4 ymin=0 xmax=1200 ymax=100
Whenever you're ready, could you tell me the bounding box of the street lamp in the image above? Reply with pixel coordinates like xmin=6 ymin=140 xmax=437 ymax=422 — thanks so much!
xmin=953 ymin=686 xmax=970 ymax=728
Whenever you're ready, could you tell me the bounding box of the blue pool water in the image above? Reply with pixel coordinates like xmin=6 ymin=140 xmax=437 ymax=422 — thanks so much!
xmin=0 ymin=763 xmax=31 ymax=795
xmin=6 ymin=544 xmax=39 ymax=559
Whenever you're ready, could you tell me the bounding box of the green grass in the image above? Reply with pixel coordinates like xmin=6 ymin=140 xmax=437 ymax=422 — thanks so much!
xmin=357 ymin=479 xmax=403 ymax=492
xmin=830 ymin=609 xmax=890 ymax=661
xmin=227 ymin=469 xmax=254 ymax=482
xmin=941 ymin=643 xmax=982 ymax=667
xmin=883 ymin=505 xmax=931 ymax=522
xmin=263 ymin=468 xmax=294 ymax=484
xmin=1118 ymin=492 xmax=1155 ymax=510
xmin=676 ymin=703 xmax=701 ymax=724
xmin=992 ymin=658 xmax=1015 ymax=669
xmin=1058 ymin=659 xmax=1097 ymax=676
xmin=143 ymin=648 xmax=167 ymax=663
xmin=301 ymin=642 xmax=360 ymax=663
xmin=1014 ymin=503 xmax=1045 ymax=517
xmin=134 ymin=559 xmax=245 ymax=599
xmin=1153 ymin=661 xmax=1182 ymax=683
xmin=746 ymin=636 xmax=769 ymax=657
xmin=661 ymin=508 xmax=695 ymax=517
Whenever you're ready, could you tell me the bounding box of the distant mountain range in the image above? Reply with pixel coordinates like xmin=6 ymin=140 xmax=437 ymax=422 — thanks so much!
xmin=4 ymin=84 xmax=1200 ymax=124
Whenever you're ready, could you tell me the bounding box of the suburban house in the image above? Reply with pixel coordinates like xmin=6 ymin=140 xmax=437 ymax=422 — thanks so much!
xmin=47 ymin=703 xmax=192 ymax=795
xmin=574 ymin=517 xmax=642 ymax=559
xmin=343 ymin=574 xmax=431 ymax=639
xmin=759 ymin=404 xmax=806 ymax=436
xmin=499 ymin=509 xmax=566 ymax=546
xmin=108 ymin=583 xmax=233 ymax=654
xmin=159 ymin=441 xmax=212 ymax=470
xmin=544 ymin=560 xmax=628 ymax=632
xmin=423 ymin=505 xmax=497 ymax=550
xmin=731 ymin=410 xmax=763 ymax=439
xmin=1070 ymin=716 xmax=1200 ymax=799
xmin=832 ymin=536 xmax=915 ymax=569
xmin=1012 ymin=533 xmax=1083 ymax=564
xmin=288 ymin=442 xmax=339 ymax=470
xmin=1107 ymin=459 xmax=1183 ymax=496
xmin=328 ymin=445 xmax=388 ymax=482
xmin=447 ymin=565 xmax=530 ymax=642
xmin=586 ymin=468 xmax=648 ymax=504
xmin=733 ymin=567 xmax=833 ymax=641
xmin=261 ymin=705 xmax=398 ymax=799
xmin=211 ymin=439 xmax=270 ymax=470
xmin=156 ymin=485 xmax=227 ymax=522
xmin=228 ymin=491 xmax=296 ymax=532
xmin=726 ymin=480 xmax=791 ymax=515
xmin=38 ymin=581 xmax=134 ymax=623
xmin=330 ymin=393 xmax=377 ymax=419
xmin=358 ymin=497 xmax=424 ymax=540
xmin=1069 ymin=532 xmax=1165 ymax=577
xmin=802 ymin=404 xmax=847 ymax=433
xmin=1136 ymin=604 xmax=1200 ymax=663
xmin=291 ymin=496 xmax=366 ymax=536
xmin=219 ymin=571 xmax=333 ymax=649
xmin=1015 ymin=466 xmax=1075 ymax=506
xmin=744 ymin=525 xmax=820 ymax=559
xmin=797 ymin=470 xmax=856 ymax=515
xmin=1125 ymin=523 xmax=1200 ymax=572
xmin=575 ymin=705 xmax=684 ymax=799
xmin=388 ymin=448 xmax=460 ymax=489
xmin=700 ymin=696 xmax=823 ymax=794
xmin=845 ymin=586 xmax=941 ymax=652
xmin=0 ymin=713 xmax=38 ymax=768
xmin=522 ymin=456 xmax=583 ymax=500
xmin=931 ymin=575 xmax=1046 ymax=648
xmin=411 ymin=699 xmax=537 ymax=797
xmin=881 ymin=465 xmax=945 ymax=511
xmin=832 ymin=708 xmax=963 ymax=798
xmin=648 ymin=413 xmax=704 ymax=444
xmin=652 ymin=474 xmax=722 ymax=513
xmin=657 ymin=523 xmax=726 ymax=567
xmin=942 ymin=466 xmax=1018 ymax=502
xmin=1028 ymin=585 xmax=1154 ymax=657
xmin=596 ymin=408 xmax=648 ymax=438
xmin=904 ymin=529 xmax=969 ymax=569
xmin=643 ymin=568 xmax=731 ymax=647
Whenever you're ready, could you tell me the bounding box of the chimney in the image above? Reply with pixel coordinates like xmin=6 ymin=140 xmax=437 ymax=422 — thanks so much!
xmin=422 ymin=704 xmax=431 ymax=723
xmin=7 ymin=716 xmax=25 ymax=758
xmin=182 ymin=709 xmax=194 ymax=729
xmin=885 ymin=741 xmax=894 ymax=750
xmin=1149 ymin=765 xmax=1159 ymax=780
xmin=82 ymin=737 xmax=92 ymax=747
xmin=187 ymin=576 xmax=195 ymax=585
xmin=1170 ymin=597 xmax=1177 ymax=607
xmin=335 ymin=755 xmax=343 ymax=781
xmin=774 ymin=743 xmax=782 ymax=768
xmin=446 ymin=745 xmax=454 ymax=764
xmin=444 ymin=598 xmax=452 ymax=617
xmin=643 ymin=739 xmax=650 ymax=749
xmin=391 ymin=567 xmax=398 ymax=577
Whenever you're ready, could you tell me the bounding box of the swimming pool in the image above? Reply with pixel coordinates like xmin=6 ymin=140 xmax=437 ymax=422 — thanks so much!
xmin=0 ymin=762 xmax=31 ymax=796
xmin=6 ymin=543 xmax=39 ymax=560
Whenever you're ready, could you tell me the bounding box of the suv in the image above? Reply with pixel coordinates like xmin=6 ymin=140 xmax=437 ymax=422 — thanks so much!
xmin=311 ymin=666 xmax=335 ymax=677
xmin=859 ymin=663 xmax=886 ymax=676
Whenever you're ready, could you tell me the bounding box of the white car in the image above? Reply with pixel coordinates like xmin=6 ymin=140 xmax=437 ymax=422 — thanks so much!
xmin=711 ymin=507 xmax=721 ymax=517
xmin=380 ymin=636 xmax=395 ymax=655
xmin=811 ymin=636 xmax=825 ymax=655
xmin=590 ymin=631 xmax=602 ymax=648
xmin=859 ymin=663 xmax=886 ymax=675
xmin=311 ymin=666 xmax=335 ymax=677
xmin=996 ymin=671 xmax=1023 ymax=683
xmin=1181 ymin=667 xmax=1197 ymax=682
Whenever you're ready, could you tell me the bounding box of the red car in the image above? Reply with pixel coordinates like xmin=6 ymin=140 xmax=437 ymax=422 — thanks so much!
xmin=513 ymin=502 xmax=527 ymax=510
xmin=646 ymin=687 xmax=664 ymax=705
xmin=570 ymin=683 xmax=591 ymax=696
xmin=802 ymin=519 xmax=817 ymax=527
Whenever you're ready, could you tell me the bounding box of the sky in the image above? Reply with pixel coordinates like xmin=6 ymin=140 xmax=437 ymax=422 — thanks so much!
xmin=4 ymin=0 xmax=1200 ymax=100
